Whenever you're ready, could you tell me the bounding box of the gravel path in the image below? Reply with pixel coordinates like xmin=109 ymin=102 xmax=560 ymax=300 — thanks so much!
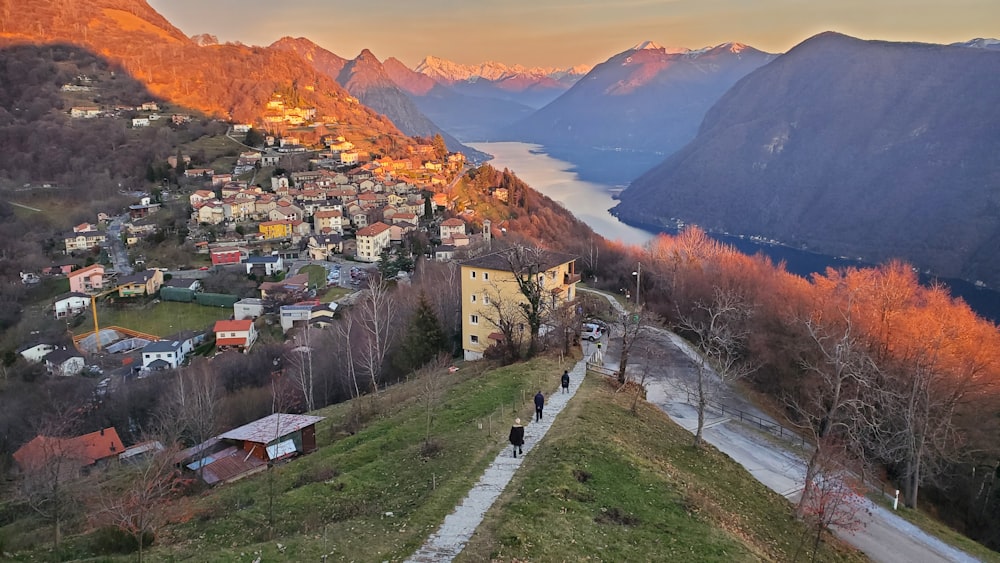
xmin=405 ymin=351 xmax=591 ymax=562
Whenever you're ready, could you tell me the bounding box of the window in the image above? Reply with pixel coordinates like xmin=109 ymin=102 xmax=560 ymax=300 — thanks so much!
xmin=470 ymin=270 xmax=477 ymax=279
xmin=471 ymin=294 xmax=477 ymax=303
xmin=470 ymin=335 xmax=479 ymax=344
xmin=470 ymin=314 xmax=479 ymax=325
xmin=483 ymin=295 xmax=490 ymax=305
xmin=483 ymin=272 xmax=489 ymax=280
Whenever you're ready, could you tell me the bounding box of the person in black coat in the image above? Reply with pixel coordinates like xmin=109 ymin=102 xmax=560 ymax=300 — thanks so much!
xmin=534 ymin=391 xmax=545 ymax=421
xmin=561 ymin=370 xmax=570 ymax=393
xmin=509 ymin=418 xmax=525 ymax=457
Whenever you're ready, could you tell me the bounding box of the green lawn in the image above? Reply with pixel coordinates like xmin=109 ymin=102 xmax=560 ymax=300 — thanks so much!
xmin=298 ymin=264 xmax=329 ymax=289
xmin=320 ymin=286 xmax=351 ymax=303
xmin=75 ymin=300 xmax=232 ymax=338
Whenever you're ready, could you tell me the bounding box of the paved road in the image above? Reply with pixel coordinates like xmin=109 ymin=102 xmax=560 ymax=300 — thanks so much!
xmin=106 ymin=215 xmax=133 ymax=275
xmin=581 ymin=287 xmax=979 ymax=563
xmin=406 ymin=355 xmax=590 ymax=562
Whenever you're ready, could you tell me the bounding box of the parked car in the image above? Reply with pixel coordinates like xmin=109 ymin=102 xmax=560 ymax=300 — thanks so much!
xmin=581 ymin=323 xmax=603 ymax=341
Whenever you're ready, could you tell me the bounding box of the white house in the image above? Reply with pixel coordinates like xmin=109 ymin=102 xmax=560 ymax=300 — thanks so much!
xmin=245 ymin=255 xmax=284 ymax=276
xmin=45 ymin=348 xmax=85 ymax=376
xmin=214 ymin=319 xmax=258 ymax=352
xmin=141 ymin=340 xmax=186 ymax=370
xmin=234 ymin=298 xmax=265 ymax=320
xmin=355 ymin=222 xmax=391 ymax=262
xmin=54 ymin=292 xmax=91 ymax=318
xmin=131 ymin=117 xmax=150 ymax=128
xmin=279 ymin=303 xmax=314 ymax=334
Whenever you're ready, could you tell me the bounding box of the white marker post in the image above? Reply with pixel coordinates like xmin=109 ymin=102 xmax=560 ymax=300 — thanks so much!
xmin=893 ymin=490 xmax=900 ymax=510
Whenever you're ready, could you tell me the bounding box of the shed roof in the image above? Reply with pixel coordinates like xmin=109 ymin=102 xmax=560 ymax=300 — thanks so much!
xmin=219 ymin=413 xmax=325 ymax=444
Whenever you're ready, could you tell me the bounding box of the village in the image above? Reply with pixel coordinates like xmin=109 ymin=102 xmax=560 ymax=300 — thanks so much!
xmin=10 ymin=94 xmax=505 ymax=485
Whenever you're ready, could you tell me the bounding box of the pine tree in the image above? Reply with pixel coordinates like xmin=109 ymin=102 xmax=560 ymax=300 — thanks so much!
xmin=396 ymin=292 xmax=446 ymax=372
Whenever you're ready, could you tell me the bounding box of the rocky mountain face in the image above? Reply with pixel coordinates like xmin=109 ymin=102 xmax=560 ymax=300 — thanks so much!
xmin=0 ymin=0 xmax=411 ymax=144
xmin=270 ymin=38 xmax=485 ymax=159
xmin=502 ymin=41 xmax=775 ymax=185
xmin=383 ymin=57 xmax=535 ymax=142
xmin=614 ymin=32 xmax=1000 ymax=287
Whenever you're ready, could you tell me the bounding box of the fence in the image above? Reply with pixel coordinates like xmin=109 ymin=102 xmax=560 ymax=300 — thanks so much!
xmin=684 ymin=391 xmax=807 ymax=448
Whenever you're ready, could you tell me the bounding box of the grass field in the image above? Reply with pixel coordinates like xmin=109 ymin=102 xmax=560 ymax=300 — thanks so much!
xmin=74 ymin=301 xmax=232 ymax=338
xmin=298 ymin=264 xmax=329 ymax=288
xmin=320 ymin=286 xmax=351 ymax=303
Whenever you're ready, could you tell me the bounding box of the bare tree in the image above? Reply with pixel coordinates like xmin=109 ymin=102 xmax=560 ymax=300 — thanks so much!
xmin=676 ymin=286 xmax=756 ymax=448
xmin=792 ymin=440 xmax=871 ymax=563
xmin=790 ymin=308 xmax=877 ymax=516
xmin=480 ymin=285 xmax=527 ymax=364
xmin=500 ymin=244 xmax=552 ymax=356
xmin=616 ymin=307 xmax=654 ymax=385
xmin=286 ymin=326 xmax=316 ymax=412
xmin=336 ymin=311 xmax=361 ymax=399
xmin=420 ymin=355 xmax=451 ymax=447
xmin=155 ymin=361 xmax=219 ymax=475
xmin=356 ymin=276 xmax=396 ymax=394
xmin=94 ymin=445 xmax=179 ymax=563
xmin=15 ymin=412 xmax=84 ymax=551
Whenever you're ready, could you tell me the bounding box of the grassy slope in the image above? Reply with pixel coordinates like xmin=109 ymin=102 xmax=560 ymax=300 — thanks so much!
xmin=73 ymin=301 xmax=232 ymax=338
xmin=461 ymin=374 xmax=863 ymax=563
xmin=6 ymin=352 xmax=865 ymax=562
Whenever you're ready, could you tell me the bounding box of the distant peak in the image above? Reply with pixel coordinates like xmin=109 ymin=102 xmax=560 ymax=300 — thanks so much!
xmin=632 ymin=40 xmax=664 ymax=51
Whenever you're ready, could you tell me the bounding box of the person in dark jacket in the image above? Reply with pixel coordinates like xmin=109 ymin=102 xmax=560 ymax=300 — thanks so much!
xmin=534 ymin=391 xmax=545 ymax=421
xmin=509 ymin=418 xmax=525 ymax=457
xmin=561 ymin=370 xmax=570 ymax=393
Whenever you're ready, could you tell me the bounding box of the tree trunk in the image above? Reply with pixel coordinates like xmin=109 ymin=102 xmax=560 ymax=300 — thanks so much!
xmin=694 ymin=363 xmax=706 ymax=448
xmin=797 ymin=447 xmax=822 ymax=517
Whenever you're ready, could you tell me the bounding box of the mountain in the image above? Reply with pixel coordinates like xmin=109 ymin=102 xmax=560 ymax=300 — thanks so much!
xmin=952 ymin=38 xmax=1000 ymax=50
xmin=270 ymin=38 xmax=486 ymax=161
xmin=0 ymin=0 xmax=414 ymax=150
xmin=383 ymin=57 xmax=536 ymax=141
xmin=414 ymin=55 xmax=589 ymax=109
xmin=614 ymin=32 xmax=1000 ymax=287
xmin=502 ymin=40 xmax=776 ymax=185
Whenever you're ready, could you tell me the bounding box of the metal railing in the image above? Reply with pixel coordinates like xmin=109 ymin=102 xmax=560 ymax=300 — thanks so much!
xmin=684 ymin=391 xmax=807 ymax=448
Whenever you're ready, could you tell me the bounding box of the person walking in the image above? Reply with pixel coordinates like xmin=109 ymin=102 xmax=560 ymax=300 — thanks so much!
xmin=534 ymin=391 xmax=545 ymax=422
xmin=508 ymin=418 xmax=525 ymax=458
xmin=561 ymin=370 xmax=570 ymax=394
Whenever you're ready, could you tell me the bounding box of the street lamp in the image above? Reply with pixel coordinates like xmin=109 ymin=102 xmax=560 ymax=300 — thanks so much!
xmin=631 ymin=262 xmax=642 ymax=307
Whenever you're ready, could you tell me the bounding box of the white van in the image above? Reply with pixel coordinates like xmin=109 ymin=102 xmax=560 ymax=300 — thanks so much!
xmin=581 ymin=323 xmax=603 ymax=341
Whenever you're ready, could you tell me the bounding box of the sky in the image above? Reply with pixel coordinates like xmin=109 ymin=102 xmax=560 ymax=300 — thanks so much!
xmin=148 ymin=0 xmax=1000 ymax=69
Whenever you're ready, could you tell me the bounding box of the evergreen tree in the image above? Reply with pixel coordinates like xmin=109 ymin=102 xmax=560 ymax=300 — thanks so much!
xmin=396 ymin=293 xmax=446 ymax=372
xmin=431 ymin=133 xmax=447 ymax=159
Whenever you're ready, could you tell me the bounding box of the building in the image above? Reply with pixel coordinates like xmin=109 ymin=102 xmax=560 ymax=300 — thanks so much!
xmin=68 ymin=264 xmax=104 ymax=293
xmin=258 ymin=220 xmax=292 ymax=240
xmin=306 ymin=233 xmax=343 ymax=261
xmin=141 ymin=339 xmax=187 ymax=370
xmin=279 ymin=302 xmax=318 ymax=334
xmin=64 ymin=229 xmax=107 ymax=253
xmin=234 ymin=298 xmax=265 ymax=320
xmin=18 ymin=343 xmax=56 ymax=363
xmin=460 ymin=250 xmax=581 ymax=361
xmin=53 ymin=292 xmax=91 ymax=318
xmin=355 ymin=222 xmax=392 ymax=262
xmin=44 ymin=348 xmax=86 ymax=376
xmin=313 ymin=209 xmax=344 ymax=235
xmin=245 ymin=255 xmax=284 ymax=277
xmin=214 ymin=319 xmax=258 ymax=352
xmin=440 ymin=217 xmax=466 ymax=241
xmin=210 ymin=248 xmax=244 ymax=266
xmin=116 ymin=269 xmax=164 ymax=297
xmin=13 ymin=427 xmax=125 ymax=476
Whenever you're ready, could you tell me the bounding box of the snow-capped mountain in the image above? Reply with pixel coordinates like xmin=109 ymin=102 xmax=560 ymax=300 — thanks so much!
xmin=951 ymin=37 xmax=1000 ymax=50
xmin=415 ymin=55 xmax=590 ymax=85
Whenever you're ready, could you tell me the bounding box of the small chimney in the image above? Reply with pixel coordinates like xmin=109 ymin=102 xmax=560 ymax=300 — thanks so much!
xmin=100 ymin=428 xmax=105 ymax=436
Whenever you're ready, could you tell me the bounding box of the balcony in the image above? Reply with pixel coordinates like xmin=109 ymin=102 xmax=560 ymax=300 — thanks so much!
xmin=563 ymin=272 xmax=582 ymax=285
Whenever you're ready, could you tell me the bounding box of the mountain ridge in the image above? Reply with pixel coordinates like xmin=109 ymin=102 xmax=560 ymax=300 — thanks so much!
xmin=614 ymin=31 xmax=1000 ymax=286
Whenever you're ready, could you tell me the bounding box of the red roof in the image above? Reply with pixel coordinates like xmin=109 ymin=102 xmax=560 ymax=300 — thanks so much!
xmin=441 ymin=218 xmax=465 ymax=227
xmin=357 ymin=222 xmax=390 ymax=237
xmin=214 ymin=319 xmax=253 ymax=333
xmin=13 ymin=427 xmax=124 ymax=471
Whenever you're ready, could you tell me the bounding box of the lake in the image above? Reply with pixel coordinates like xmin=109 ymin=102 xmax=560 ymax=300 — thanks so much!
xmin=470 ymin=141 xmax=1000 ymax=322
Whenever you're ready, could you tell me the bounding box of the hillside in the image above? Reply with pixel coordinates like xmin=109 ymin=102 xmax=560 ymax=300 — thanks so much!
xmin=0 ymin=354 xmax=863 ymax=561
xmin=0 ymin=0 xmax=411 ymax=144
xmin=270 ymin=38 xmax=487 ymax=160
xmin=502 ymin=41 xmax=775 ymax=185
xmin=614 ymin=32 xmax=1000 ymax=287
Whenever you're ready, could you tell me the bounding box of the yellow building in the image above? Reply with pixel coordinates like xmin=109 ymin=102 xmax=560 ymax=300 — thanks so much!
xmin=258 ymin=220 xmax=292 ymax=240
xmin=460 ymin=249 xmax=581 ymax=361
